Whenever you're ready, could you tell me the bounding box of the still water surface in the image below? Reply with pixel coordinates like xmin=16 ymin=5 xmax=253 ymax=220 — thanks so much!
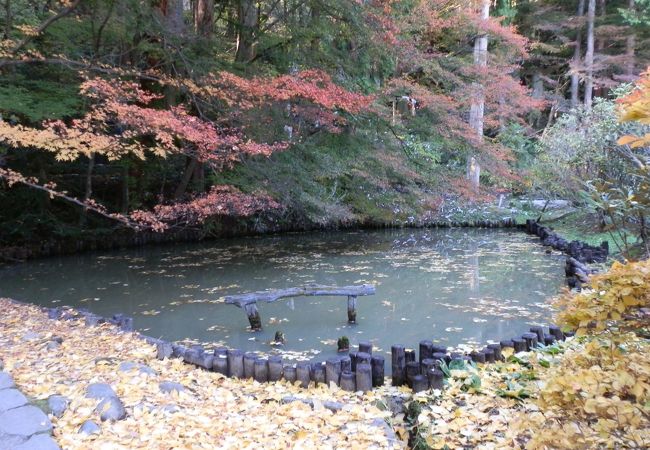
xmin=0 ymin=229 xmax=565 ymax=362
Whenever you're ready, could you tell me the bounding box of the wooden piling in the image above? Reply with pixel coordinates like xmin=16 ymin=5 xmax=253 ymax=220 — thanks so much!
xmin=356 ymin=352 xmax=371 ymax=365
xmin=419 ymin=340 xmax=434 ymax=363
xmin=544 ymin=335 xmax=556 ymax=346
xmin=340 ymin=371 xmax=356 ymax=392
xmin=296 ymin=362 xmax=311 ymax=388
xmin=405 ymin=348 xmax=416 ymax=364
xmin=227 ymin=349 xmax=245 ymax=378
xmin=548 ymin=325 xmax=564 ymax=341
xmin=487 ymin=344 xmax=503 ymax=361
xmin=512 ymin=337 xmax=527 ymax=353
xmin=358 ymin=341 xmax=373 ymax=354
xmin=529 ymin=326 xmax=545 ymax=343
xmin=326 ymin=357 xmax=342 ymax=386
xmin=283 ymin=365 xmax=297 ymax=383
xmin=244 ymin=303 xmax=262 ymax=331
xmin=254 ymin=359 xmax=269 ymax=383
xmin=347 ymin=295 xmax=357 ymax=324
xmin=391 ymin=345 xmax=406 ymax=386
xmin=349 ymin=351 xmax=358 ymax=372
xmin=427 ymin=369 xmax=444 ymax=390
xmin=412 ymin=375 xmax=428 ymax=393
xmin=521 ymin=332 xmax=538 ymax=350
xmin=420 ymin=358 xmax=436 ymax=375
xmin=356 ymin=363 xmax=372 ymax=392
xmin=483 ymin=348 xmax=495 ymax=363
xmin=499 ymin=340 xmax=514 ymax=349
xmin=432 ymin=352 xmax=447 ymax=364
xmin=471 ymin=351 xmax=486 ymax=364
xmin=371 ymin=355 xmax=385 ymax=387
xmin=213 ymin=355 xmax=228 ymax=375
xmin=311 ymin=362 xmax=326 ymax=386
xmin=244 ymin=352 xmax=257 ymax=379
xmin=406 ymin=361 xmax=420 ymax=388
xmin=268 ymin=356 xmax=283 ymax=382
xmin=339 ymin=355 xmax=351 ymax=373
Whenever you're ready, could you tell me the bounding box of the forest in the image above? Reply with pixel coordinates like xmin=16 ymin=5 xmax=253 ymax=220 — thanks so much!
xmin=0 ymin=0 xmax=648 ymax=256
xmin=0 ymin=2 xmax=650 ymax=449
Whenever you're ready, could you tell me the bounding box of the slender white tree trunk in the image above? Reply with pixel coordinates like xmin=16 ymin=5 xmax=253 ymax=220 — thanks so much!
xmin=626 ymin=0 xmax=636 ymax=78
xmin=467 ymin=0 xmax=490 ymax=190
xmin=584 ymin=0 xmax=596 ymax=109
xmin=570 ymin=0 xmax=586 ymax=108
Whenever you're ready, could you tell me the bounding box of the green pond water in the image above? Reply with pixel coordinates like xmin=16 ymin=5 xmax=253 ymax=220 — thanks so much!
xmin=0 ymin=229 xmax=565 ymax=363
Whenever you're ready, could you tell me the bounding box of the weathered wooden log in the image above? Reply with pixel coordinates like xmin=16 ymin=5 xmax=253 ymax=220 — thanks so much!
xmin=227 ymin=349 xmax=245 ymax=378
xmin=432 ymin=352 xmax=447 ymax=364
xmin=548 ymin=325 xmax=564 ymax=341
xmin=529 ymin=326 xmax=545 ymax=342
xmin=371 ymin=355 xmax=385 ymax=387
xmin=482 ymin=348 xmax=495 ymax=363
xmin=412 ymin=375 xmax=428 ymax=393
xmin=254 ymin=359 xmax=269 ymax=383
xmin=311 ymin=362 xmax=326 ymax=386
xmin=339 ymin=355 xmax=351 ymax=373
xmin=427 ymin=369 xmax=444 ymax=390
xmin=421 ymin=358 xmax=436 ymax=374
xmin=349 ymin=351 xmax=358 ymax=372
xmin=283 ymin=365 xmax=297 ymax=383
xmin=356 ymin=352 xmax=371 ymax=366
xmin=356 ymin=363 xmax=372 ymax=392
xmin=406 ymin=361 xmax=420 ymax=388
xmin=419 ymin=340 xmax=434 ymax=363
xmin=244 ymin=352 xmax=257 ymax=379
xmin=340 ymin=371 xmax=356 ymax=392
xmin=268 ymin=356 xmax=283 ymax=382
xmin=358 ymin=341 xmax=373 ymax=354
xmin=156 ymin=342 xmax=173 ymax=360
xmin=213 ymin=347 xmax=228 ymax=357
xmin=326 ymin=357 xmax=342 ymax=386
xmin=225 ymin=284 xmax=376 ymax=306
xmin=244 ymin=303 xmax=262 ymax=330
xmin=391 ymin=345 xmax=406 ymax=386
xmin=432 ymin=345 xmax=448 ymax=354
xmin=521 ymin=332 xmax=538 ymax=350
xmin=544 ymin=335 xmax=556 ymax=346
xmin=213 ymin=355 xmax=228 ymax=375
xmin=512 ymin=338 xmax=527 ymax=353
xmin=347 ymin=295 xmax=357 ymax=324
xmin=296 ymin=362 xmax=311 ymax=388
xmin=487 ymin=344 xmax=503 ymax=361
xmin=500 ymin=340 xmax=514 ymax=349
xmin=471 ymin=351 xmax=486 ymax=364
xmin=405 ymin=349 xmax=416 ymax=364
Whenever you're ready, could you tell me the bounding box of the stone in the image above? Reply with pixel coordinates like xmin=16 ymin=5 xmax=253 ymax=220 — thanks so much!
xmin=118 ymin=362 xmax=156 ymax=376
xmin=45 ymin=341 xmax=61 ymax=351
xmin=14 ymin=433 xmax=60 ymax=450
xmin=21 ymin=332 xmax=41 ymax=342
xmin=0 ymin=389 xmax=28 ymax=413
xmin=159 ymin=381 xmax=185 ymax=394
xmin=85 ymin=383 xmax=117 ymax=400
xmin=0 ymin=373 xmax=15 ymax=390
xmin=0 ymin=432 xmax=27 ymax=450
xmin=0 ymin=405 xmax=52 ymax=436
xmin=156 ymin=342 xmax=173 ymax=360
xmin=47 ymin=395 xmax=69 ymax=418
xmin=95 ymin=397 xmax=126 ymax=422
xmin=78 ymin=420 xmax=101 ymax=435
xmin=160 ymin=404 xmax=180 ymax=414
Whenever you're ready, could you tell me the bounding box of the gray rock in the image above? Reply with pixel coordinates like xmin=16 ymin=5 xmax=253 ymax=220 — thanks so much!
xmin=14 ymin=433 xmax=60 ymax=450
xmin=0 ymin=432 xmax=26 ymax=450
xmin=78 ymin=420 xmax=101 ymax=435
xmin=159 ymin=381 xmax=185 ymax=394
xmin=118 ymin=362 xmax=156 ymax=376
xmin=0 ymin=405 xmax=52 ymax=436
xmin=86 ymin=383 xmax=116 ymax=400
xmin=47 ymin=395 xmax=69 ymax=418
xmin=156 ymin=342 xmax=173 ymax=360
xmin=160 ymin=404 xmax=180 ymax=414
xmin=0 ymin=372 xmax=15 ymax=390
xmin=95 ymin=397 xmax=126 ymax=422
xmin=0 ymin=389 xmax=28 ymax=413
xmin=21 ymin=332 xmax=41 ymax=342
xmin=45 ymin=341 xmax=61 ymax=351
xmin=85 ymin=314 xmax=105 ymax=327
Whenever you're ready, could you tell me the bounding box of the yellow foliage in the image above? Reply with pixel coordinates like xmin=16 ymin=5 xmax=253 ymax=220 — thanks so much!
xmin=618 ymin=67 xmax=650 ymax=148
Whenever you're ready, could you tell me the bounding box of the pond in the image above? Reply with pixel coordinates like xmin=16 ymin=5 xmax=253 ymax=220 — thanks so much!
xmin=0 ymin=229 xmax=565 ymax=364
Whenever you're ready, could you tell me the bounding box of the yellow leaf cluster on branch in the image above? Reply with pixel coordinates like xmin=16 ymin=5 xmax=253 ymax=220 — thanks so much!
xmin=618 ymin=67 xmax=650 ymax=148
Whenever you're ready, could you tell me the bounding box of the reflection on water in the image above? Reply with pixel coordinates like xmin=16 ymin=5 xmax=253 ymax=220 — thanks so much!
xmin=0 ymin=229 xmax=565 ymax=363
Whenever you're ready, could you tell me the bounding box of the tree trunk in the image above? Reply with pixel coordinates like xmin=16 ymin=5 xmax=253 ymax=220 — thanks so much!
xmin=570 ymin=0 xmax=586 ymax=108
xmin=121 ymin=163 xmax=129 ymax=214
xmin=3 ymin=0 xmax=11 ymax=40
xmin=235 ymin=0 xmax=258 ymax=63
xmin=584 ymin=0 xmax=596 ymax=109
xmin=80 ymin=153 xmax=95 ymax=226
xmin=159 ymin=0 xmax=185 ymax=35
xmin=625 ymin=0 xmax=636 ymax=78
xmin=174 ymin=157 xmax=199 ymax=200
xmin=467 ymin=0 xmax=490 ymax=190
xmin=194 ymin=0 xmax=214 ymax=36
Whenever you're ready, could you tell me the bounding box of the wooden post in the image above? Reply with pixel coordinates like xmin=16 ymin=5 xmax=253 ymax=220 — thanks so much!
xmin=254 ymin=359 xmax=268 ymax=383
xmin=340 ymin=371 xmax=356 ymax=392
xmin=487 ymin=344 xmax=502 ymax=361
xmin=213 ymin=355 xmax=228 ymax=375
xmin=358 ymin=341 xmax=372 ymax=354
xmin=213 ymin=348 xmax=228 ymax=357
xmin=548 ymin=325 xmax=564 ymax=341
xmin=530 ymin=326 xmax=545 ymax=342
xmin=356 ymin=352 xmax=371 ymax=366
xmin=544 ymin=335 xmax=556 ymax=346
xmin=371 ymin=355 xmax=385 ymax=387
xmin=339 ymin=355 xmax=351 ymax=373
xmin=347 ymin=295 xmax=357 ymax=324
xmin=311 ymin=362 xmax=325 ymax=386
xmin=326 ymin=357 xmax=342 ymax=386
xmin=356 ymin=363 xmax=372 ymax=392
xmin=296 ymin=362 xmax=311 ymax=388
xmin=227 ymin=349 xmax=244 ymax=378
xmin=349 ymin=351 xmax=358 ymax=372
xmin=471 ymin=351 xmax=486 ymax=364
xmin=244 ymin=303 xmax=262 ymax=331
xmin=432 ymin=352 xmax=447 ymax=364
xmin=391 ymin=345 xmax=406 ymax=386
xmin=512 ymin=338 xmax=526 ymax=353
xmin=522 ymin=332 xmax=538 ymax=350
xmin=421 ymin=358 xmax=436 ymax=374
xmin=483 ymin=347 xmax=495 ymax=363
xmin=412 ymin=374 xmax=428 ymax=393
xmin=427 ymin=369 xmax=444 ymax=390
xmin=419 ymin=340 xmax=434 ymax=363
xmin=406 ymin=361 xmax=420 ymax=388
xmin=499 ymin=340 xmax=514 ymax=349
xmin=432 ymin=345 xmax=448 ymax=354
xmin=268 ymin=356 xmax=283 ymax=382
xmin=283 ymin=365 xmax=297 ymax=383
xmin=405 ymin=349 xmax=416 ymax=364
xmin=244 ymin=352 xmax=257 ymax=379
